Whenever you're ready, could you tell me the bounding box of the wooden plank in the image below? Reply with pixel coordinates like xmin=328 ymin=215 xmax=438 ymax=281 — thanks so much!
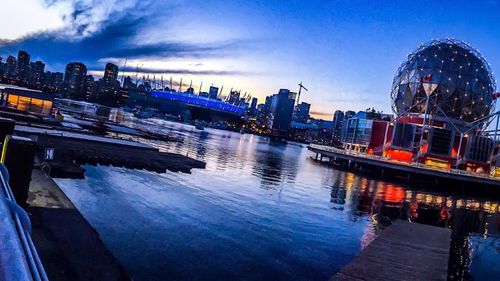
xmin=332 ymin=221 xmax=450 ymax=281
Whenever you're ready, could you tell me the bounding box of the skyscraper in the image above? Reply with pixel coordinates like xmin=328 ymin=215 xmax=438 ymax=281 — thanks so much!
xmin=103 ymin=63 xmax=119 ymax=87
xmin=83 ymin=75 xmax=97 ymax=101
xmin=45 ymin=71 xmax=64 ymax=93
xmin=250 ymin=97 xmax=258 ymax=116
xmin=332 ymin=110 xmax=345 ymax=143
xmin=30 ymin=61 xmax=45 ymax=89
xmin=98 ymin=63 xmax=119 ymax=105
xmin=266 ymin=89 xmax=296 ymax=138
xmin=16 ymin=50 xmax=31 ymax=83
xmin=64 ymin=62 xmax=87 ymax=100
xmin=5 ymin=56 xmax=16 ymax=79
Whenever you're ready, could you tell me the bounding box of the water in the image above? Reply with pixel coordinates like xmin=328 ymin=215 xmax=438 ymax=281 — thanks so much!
xmin=55 ymin=119 xmax=500 ymax=281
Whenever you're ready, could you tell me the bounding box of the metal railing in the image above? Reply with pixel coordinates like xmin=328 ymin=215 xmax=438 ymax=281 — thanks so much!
xmin=0 ymin=164 xmax=49 ymax=281
xmin=309 ymin=144 xmax=500 ymax=181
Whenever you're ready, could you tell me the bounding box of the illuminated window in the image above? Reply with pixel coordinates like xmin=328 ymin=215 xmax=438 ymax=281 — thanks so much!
xmin=7 ymin=94 xmax=19 ymax=108
xmin=17 ymin=96 xmax=31 ymax=111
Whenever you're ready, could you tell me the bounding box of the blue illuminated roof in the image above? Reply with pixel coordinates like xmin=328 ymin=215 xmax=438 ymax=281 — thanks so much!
xmin=150 ymin=90 xmax=245 ymax=115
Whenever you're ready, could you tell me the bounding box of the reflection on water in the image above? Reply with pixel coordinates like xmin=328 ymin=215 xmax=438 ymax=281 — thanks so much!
xmin=56 ymin=119 xmax=500 ymax=281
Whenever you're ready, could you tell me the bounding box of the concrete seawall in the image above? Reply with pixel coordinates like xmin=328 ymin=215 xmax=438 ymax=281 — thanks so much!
xmin=27 ymin=169 xmax=132 ymax=281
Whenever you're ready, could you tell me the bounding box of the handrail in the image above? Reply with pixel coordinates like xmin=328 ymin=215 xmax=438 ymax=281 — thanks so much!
xmin=0 ymin=164 xmax=49 ymax=281
xmin=308 ymin=144 xmax=500 ymax=181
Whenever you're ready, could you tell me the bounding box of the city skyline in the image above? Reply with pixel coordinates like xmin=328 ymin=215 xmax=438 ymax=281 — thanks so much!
xmin=2 ymin=1 xmax=500 ymax=119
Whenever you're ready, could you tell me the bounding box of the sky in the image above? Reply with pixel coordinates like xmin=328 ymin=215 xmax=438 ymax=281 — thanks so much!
xmin=1 ymin=0 xmax=500 ymax=119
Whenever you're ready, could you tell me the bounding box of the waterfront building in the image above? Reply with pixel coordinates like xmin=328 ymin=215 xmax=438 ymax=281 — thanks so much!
xmin=0 ymin=84 xmax=54 ymax=116
xmin=16 ymin=50 xmax=30 ymax=83
xmin=341 ymin=38 xmax=498 ymax=174
xmin=209 ymin=86 xmax=219 ymax=99
xmin=64 ymin=62 xmax=87 ymax=100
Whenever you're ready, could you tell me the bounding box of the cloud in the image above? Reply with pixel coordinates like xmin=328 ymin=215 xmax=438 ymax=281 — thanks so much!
xmin=90 ymin=66 xmax=252 ymax=76
xmin=309 ymin=110 xmax=332 ymax=118
xmin=0 ymin=0 xmax=251 ymax=76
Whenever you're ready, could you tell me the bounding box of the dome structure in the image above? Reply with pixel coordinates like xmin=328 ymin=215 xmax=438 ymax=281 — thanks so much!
xmin=390 ymin=38 xmax=496 ymax=124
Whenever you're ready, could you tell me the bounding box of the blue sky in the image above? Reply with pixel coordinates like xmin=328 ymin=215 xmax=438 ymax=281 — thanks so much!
xmin=1 ymin=0 xmax=500 ymax=119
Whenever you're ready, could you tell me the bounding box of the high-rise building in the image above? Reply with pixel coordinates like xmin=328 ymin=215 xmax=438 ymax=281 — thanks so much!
xmin=332 ymin=110 xmax=345 ymax=143
xmin=64 ymin=62 xmax=87 ymax=99
xmin=294 ymin=102 xmax=311 ymax=123
xmin=83 ymin=75 xmax=97 ymax=101
xmin=97 ymin=63 xmax=119 ymax=105
xmin=209 ymin=86 xmax=219 ymax=99
xmin=5 ymin=56 xmax=17 ymax=79
xmin=266 ymin=89 xmax=296 ymax=137
xmin=30 ymin=61 xmax=45 ymax=89
xmin=16 ymin=50 xmax=30 ymax=83
xmin=103 ymin=63 xmax=119 ymax=87
xmin=250 ymin=97 xmax=258 ymax=116
xmin=45 ymin=71 xmax=64 ymax=93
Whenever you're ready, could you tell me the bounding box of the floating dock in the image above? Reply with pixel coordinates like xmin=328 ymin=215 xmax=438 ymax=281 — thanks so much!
xmin=332 ymin=221 xmax=450 ymax=281
xmin=309 ymin=144 xmax=500 ymax=188
xmin=15 ymin=124 xmax=205 ymax=178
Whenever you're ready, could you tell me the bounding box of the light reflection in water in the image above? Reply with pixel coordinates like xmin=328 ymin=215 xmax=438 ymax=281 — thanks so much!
xmin=55 ymin=119 xmax=500 ymax=281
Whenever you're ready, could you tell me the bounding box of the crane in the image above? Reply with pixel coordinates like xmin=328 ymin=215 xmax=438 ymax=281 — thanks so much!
xmin=297 ymin=82 xmax=308 ymax=106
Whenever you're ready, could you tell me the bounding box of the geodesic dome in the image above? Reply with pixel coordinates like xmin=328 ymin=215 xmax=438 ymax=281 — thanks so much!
xmin=390 ymin=38 xmax=496 ymax=123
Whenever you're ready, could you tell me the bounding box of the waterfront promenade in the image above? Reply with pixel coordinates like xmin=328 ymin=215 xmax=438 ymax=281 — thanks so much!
xmin=309 ymin=144 xmax=500 ymax=188
xmin=332 ymin=221 xmax=451 ymax=281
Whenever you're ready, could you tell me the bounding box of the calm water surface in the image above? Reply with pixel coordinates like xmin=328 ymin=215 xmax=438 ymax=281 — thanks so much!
xmin=55 ymin=119 xmax=500 ymax=281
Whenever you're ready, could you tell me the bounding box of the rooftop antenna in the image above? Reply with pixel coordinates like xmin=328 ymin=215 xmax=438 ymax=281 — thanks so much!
xmin=179 ymin=78 xmax=183 ymax=93
xmin=161 ymin=75 xmax=164 ymax=90
xmin=199 ymin=81 xmax=203 ymax=94
xmin=189 ymin=79 xmax=193 ymax=91
xmin=120 ymin=58 xmax=128 ymax=85
xmin=169 ymin=76 xmax=173 ymax=90
xmin=153 ymin=74 xmax=156 ymax=89
xmin=297 ymin=82 xmax=308 ymax=106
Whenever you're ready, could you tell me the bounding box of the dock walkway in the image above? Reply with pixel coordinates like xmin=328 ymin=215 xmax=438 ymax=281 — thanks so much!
xmin=309 ymin=144 xmax=500 ymax=187
xmin=332 ymin=221 xmax=450 ymax=281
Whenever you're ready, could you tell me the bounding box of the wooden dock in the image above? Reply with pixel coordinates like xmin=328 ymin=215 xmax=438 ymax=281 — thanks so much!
xmin=14 ymin=124 xmax=205 ymax=178
xmin=332 ymin=221 xmax=450 ymax=281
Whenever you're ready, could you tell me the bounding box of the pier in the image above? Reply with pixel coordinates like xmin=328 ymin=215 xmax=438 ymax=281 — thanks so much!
xmin=309 ymin=144 xmax=500 ymax=188
xmin=14 ymin=124 xmax=205 ymax=178
xmin=332 ymin=221 xmax=450 ymax=281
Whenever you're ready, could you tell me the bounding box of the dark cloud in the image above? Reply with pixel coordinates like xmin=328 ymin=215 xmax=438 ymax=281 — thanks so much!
xmin=309 ymin=110 xmax=332 ymax=118
xmin=0 ymin=0 xmax=249 ymax=76
xmin=96 ymin=66 xmax=251 ymax=76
